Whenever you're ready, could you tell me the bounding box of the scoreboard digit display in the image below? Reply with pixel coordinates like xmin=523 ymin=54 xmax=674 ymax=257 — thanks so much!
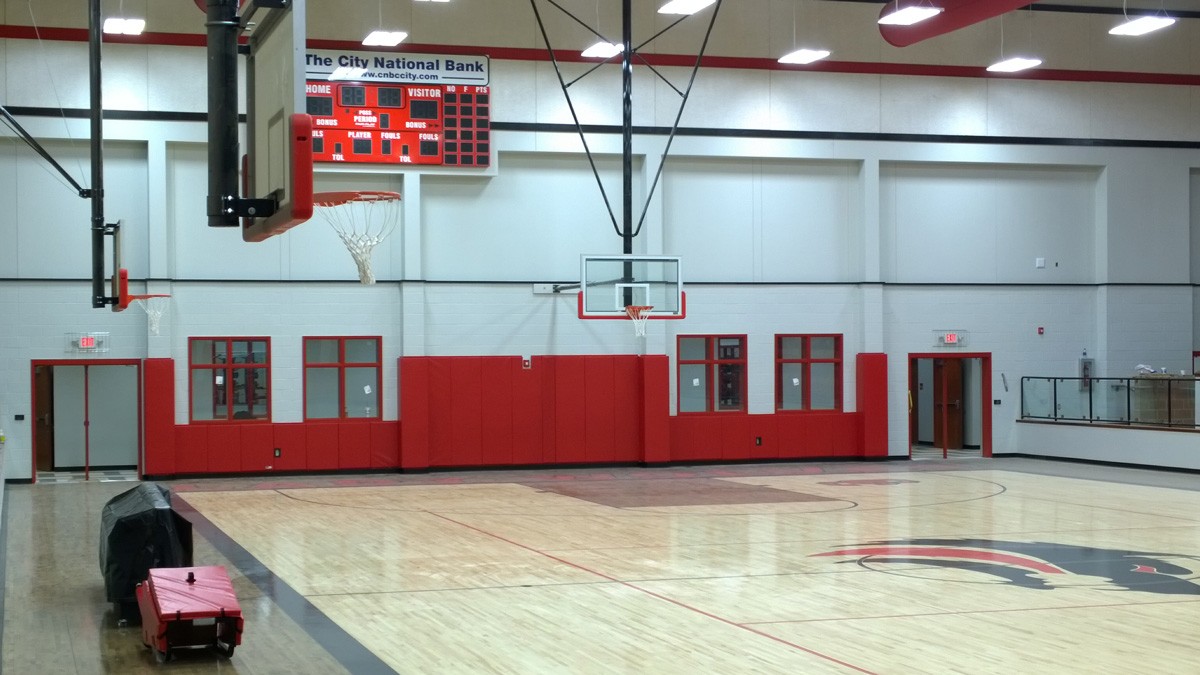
xmin=306 ymin=81 xmax=491 ymax=167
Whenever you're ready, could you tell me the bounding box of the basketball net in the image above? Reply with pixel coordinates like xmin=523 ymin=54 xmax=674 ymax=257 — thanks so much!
xmin=133 ymin=296 xmax=170 ymax=336
xmin=312 ymin=191 xmax=402 ymax=284
xmin=626 ymin=305 xmax=653 ymax=337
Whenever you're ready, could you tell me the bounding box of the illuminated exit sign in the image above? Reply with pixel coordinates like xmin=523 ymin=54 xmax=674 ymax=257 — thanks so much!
xmin=933 ymin=329 xmax=968 ymax=348
xmin=66 ymin=332 xmax=110 ymax=353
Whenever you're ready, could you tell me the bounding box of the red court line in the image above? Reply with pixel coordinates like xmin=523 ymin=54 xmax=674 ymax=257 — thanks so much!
xmin=428 ymin=511 xmax=876 ymax=674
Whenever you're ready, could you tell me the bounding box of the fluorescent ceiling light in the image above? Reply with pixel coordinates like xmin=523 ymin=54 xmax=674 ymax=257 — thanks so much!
xmin=658 ymin=0 xmax=716 ymax=16
xmin=1109 ymin=16 xmax=1175 ymax=36
xmin=778 ymin=48 xmax=831 ymax=65
xmin=329 ymin=66 xmax=368 ymax=80
xmin=987 ymin=56 xmax=1042 ymax=73
xmin=103 ymin=17 xmax=146 ymax=35
xmin=878 ymin=6 xmax=943 ymax=26
xmin=362 ymin=30 xmax=408 ymax=47
xmin=581 ymin=42 xmax=622 ymax=59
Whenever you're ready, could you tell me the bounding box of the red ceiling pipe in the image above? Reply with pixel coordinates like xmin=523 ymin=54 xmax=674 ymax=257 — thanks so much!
xmin=879 ymin=0 xmax=1033 ymax=47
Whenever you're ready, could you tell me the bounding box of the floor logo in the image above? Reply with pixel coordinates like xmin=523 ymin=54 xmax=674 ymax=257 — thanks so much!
xmin=813 ymin=538 xmax=1200 ymax=595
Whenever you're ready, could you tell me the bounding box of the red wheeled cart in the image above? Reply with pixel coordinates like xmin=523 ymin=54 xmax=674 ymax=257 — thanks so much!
xmin=136 ymin=566 xmax=243 ymax=663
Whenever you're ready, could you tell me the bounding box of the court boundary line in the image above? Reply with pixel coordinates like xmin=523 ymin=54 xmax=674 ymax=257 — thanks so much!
xmin=173 ymin=496 xmax=398 ymax=675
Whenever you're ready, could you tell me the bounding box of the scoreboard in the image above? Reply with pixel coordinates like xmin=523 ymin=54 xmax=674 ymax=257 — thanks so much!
xmin=305 ymin=81 xmax=491 ymax=167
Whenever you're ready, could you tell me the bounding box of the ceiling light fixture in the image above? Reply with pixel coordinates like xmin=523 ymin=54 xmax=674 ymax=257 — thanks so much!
xmin=582 ymin=41 xmax=622 ymax=59
xmin=878 ymin=4 xmax=943 ymax=26
xmin=987 ymin=56 xmax=1041 ymax=73
xmin=103 ymin=17 xmax=146 ymax=35
xmin=778 ymin=48 xmax=830 ymax=65
xmin=658 ymin=0 xmax=716 ymax=16
xmin=362 ymin=30 xmax=407 ymax=46
xmin=1109 ymin=15 xmax=1175 ymax=36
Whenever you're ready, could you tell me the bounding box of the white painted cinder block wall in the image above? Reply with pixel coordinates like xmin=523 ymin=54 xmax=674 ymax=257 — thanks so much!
xmin=3 ymin=16 xmax=1200 ymax=478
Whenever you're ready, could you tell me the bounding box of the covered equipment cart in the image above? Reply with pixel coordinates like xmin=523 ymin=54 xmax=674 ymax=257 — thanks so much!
xmin=137 ymin=566 xmax=244 ymax=662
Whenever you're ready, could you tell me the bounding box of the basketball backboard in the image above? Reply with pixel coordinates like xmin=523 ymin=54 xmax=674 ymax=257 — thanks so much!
xmin=578 ymin=255 xmax=685 ymax=319
xmin=241 ymin=0 xmax=312 ymax=242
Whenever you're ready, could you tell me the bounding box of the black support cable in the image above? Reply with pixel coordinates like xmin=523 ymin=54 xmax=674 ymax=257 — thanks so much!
xmin=529 ymin=0 xmax=622 ymax=237
xmin=633 ymin=0 xmax=723 ymax=239
xmin=0 ymin=106 xmax=90 ymax=197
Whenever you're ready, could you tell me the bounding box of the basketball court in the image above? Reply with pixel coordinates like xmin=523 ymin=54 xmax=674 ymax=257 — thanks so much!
xmin=4 ymin=457 xmax=1200 ymax=673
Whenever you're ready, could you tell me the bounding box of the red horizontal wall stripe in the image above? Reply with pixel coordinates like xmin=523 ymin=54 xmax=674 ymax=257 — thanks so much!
xmin=2 ymin=24 xmax=1196 ymax=87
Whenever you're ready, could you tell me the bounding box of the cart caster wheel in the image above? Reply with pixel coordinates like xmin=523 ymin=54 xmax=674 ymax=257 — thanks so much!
xmin=154 ymin=648 xmax=173 ymax=664
xmin=215 ymin=641 xmax=236 ymax=659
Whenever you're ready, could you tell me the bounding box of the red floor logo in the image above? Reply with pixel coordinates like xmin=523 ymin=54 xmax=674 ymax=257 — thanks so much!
xmin=813 ymin=538 xmax=1200 ymax=595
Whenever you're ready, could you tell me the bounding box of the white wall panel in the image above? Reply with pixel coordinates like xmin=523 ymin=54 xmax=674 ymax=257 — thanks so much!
xmin=882 ymin=286 xmax=1099 ymax=456
xmin=881 ymin=162 xmax=1098 ymax=283
xmin=1104 ymin=157 xmax=1192 ymax=283
xmin=1191 ymin=169 xmax=1200 ymax=287
xmin=167 ymin=142 xmax=285 ymax=280
xmin=166 ymin=282 xmax=402 ymax=424
xmin=11 ymin=141 xmax=149 ymax=279
xmin=0 ymin=141 xmax=17 ymax=275
xmin=420 ymin=152 xmax=638 ymax=281
xmin=1103 ymin=285 xmax=1193 ymax=377
xmin=880 ymin=76 xmax=988 ymax=137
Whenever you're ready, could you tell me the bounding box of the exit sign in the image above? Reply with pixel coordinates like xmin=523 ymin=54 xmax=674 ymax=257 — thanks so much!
xmin=933 ymin=329 xmax=968 ymax=348
xmin=66 ymin=332 xmax=110 ymax=353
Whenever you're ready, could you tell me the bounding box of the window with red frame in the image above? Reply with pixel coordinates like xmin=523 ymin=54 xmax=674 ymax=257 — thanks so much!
xmin=189 ymin=338 xmax=270 ymax=421
xmin=304 ymin=337 xmax=383 ymax=419
xmin=678 ymin=335 xmax=747 ymax=413
xmin=776 ymin=334 xmax=842 ymax=411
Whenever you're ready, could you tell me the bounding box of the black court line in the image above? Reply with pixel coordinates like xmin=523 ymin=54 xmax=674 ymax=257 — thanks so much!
xmin=171 ymin=497 xmax=396 ymax=675
xmin=0 ymin=489 xmax=8 ymax=675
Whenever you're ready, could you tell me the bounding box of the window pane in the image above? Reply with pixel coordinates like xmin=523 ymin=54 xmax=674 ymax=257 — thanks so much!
xmin=679 ymin=337 xmax=707 ymax=361
xmin=345 ymin=339 xmax=379 ymax=364
xmin=305 ymin=367 xmax=339 ymax=419
xmin=345 ymin=367 xmax=380 ymax=418
xmin=679 ymin=364 xmax=707 ymax=412
xmin=191 ymin=339 xmax=217 ymax=365
xmin=191 ymin=369 xmax=221 ymax=420
xmin=231 ymin=367 xmax=268 ymax=419
xmin=810 ymin=362 xmax=837 ymax=410
xmin=811 ymin=337 xmax=838 ymax=360
xmin=714 ymin=363 xmax=743 ymax=411
xmin=779 ymin=337 xmax=803 ymax=360
xmin=231 ymin=340 xmax=267 ymax=364
xmin=717 ymin=338 xmax=742 ymax=360
xmin=306 ymin=339 xmax=339 ymax=364
xmin=780 ymin=363 xmax=804 ymax=410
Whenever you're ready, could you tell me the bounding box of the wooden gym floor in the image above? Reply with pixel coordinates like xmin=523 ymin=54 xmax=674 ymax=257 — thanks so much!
xmin=3 ymin=457 xmax=1200 ymax=674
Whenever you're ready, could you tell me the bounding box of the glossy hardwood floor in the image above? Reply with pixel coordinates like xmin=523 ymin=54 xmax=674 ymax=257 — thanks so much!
xmin=4 ymin=457 xmax=1199 ymax=674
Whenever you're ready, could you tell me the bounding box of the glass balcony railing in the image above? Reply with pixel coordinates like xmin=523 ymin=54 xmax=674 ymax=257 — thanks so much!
xmin=1021 ymin=375 xmax=1199 ymax=428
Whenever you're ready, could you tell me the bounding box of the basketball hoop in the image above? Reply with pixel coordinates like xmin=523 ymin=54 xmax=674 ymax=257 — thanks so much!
xmin=625 ymin=305 xmax=653 ymax=337
xmin=132 ymin=295 xmax=171 ymax=336
xmin=312 ymin=190 xmax=401 ymax=284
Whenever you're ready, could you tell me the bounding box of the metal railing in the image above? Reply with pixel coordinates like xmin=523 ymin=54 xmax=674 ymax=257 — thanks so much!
xmin=1021 ymin=376 xmax=1200 ymax=428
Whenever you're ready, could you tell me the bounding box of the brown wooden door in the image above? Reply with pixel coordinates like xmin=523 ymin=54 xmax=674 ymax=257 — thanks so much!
xmin=933 ymin=359 xmax=964 ymax=451
xmin=34 ymin=365 xmax=54 ymax=472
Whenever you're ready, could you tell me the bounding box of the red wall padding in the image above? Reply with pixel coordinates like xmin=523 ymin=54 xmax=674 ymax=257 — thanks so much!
xmin=142 ymin=359 xmax=175 ymax=476
xmin=856 ymin=353 xmax=890 ymax=457
xmin=671 ymin=412 xmax=862 ymax=461
xmin=402 ymin=355 xmax=661 ymax=470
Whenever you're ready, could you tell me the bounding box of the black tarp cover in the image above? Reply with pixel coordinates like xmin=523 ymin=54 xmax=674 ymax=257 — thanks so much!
xmin=98 ymin=483 xmax=189 ymax=604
